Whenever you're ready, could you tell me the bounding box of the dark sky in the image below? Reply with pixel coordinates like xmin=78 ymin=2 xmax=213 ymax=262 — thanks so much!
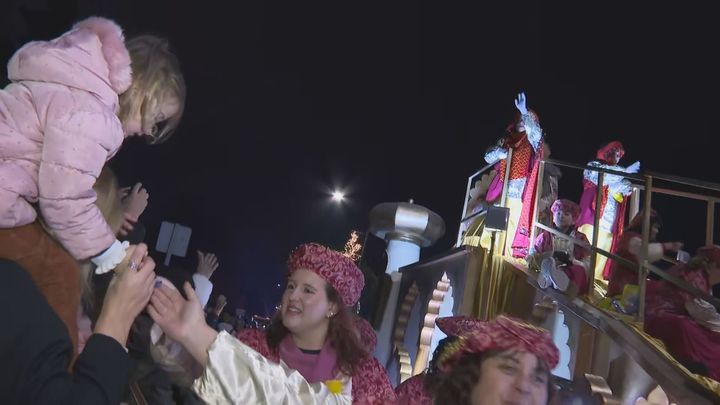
xmin=2 ymin=1 xmax=719 ymax=315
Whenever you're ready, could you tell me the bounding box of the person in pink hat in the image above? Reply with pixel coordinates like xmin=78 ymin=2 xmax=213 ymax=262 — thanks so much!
xmin=433 ymin=315 xmax=559 ymax=405
xmin=530 ymin=199 xmax=592 ymax=296
xmin=148 ymin=242 xmax=396 ymax=404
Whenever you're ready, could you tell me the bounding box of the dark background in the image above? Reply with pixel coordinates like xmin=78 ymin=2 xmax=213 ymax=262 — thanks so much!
xmin=2 ymin=1 xmax=718 ymax=315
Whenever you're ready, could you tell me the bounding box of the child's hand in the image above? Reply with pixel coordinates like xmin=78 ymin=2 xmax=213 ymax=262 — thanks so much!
xmin=121 ymin=182 xmax=149 ymax=221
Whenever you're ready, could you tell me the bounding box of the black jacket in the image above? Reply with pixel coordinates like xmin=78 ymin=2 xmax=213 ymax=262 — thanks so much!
xmin=0 ymin=259 xmax=131 ymax=405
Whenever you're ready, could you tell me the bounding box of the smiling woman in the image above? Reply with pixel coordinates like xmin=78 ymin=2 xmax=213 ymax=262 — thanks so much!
xmin=146 ymin=243 xmax=395 ymax=403
xmin=235 ymin=243 xmax=397 ymax=404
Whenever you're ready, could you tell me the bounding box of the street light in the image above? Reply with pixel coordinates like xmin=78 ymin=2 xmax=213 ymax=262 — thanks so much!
xmin=331 ymin=190 xmax=345 ymax=202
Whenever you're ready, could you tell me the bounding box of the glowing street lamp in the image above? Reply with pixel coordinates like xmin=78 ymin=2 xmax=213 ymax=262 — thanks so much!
xmin=331 ymin=190 xmax=345 ymax=202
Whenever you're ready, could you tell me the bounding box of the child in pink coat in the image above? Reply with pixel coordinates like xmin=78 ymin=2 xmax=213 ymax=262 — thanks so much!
xmin=0 ymin=16 xmax=186 ymax=352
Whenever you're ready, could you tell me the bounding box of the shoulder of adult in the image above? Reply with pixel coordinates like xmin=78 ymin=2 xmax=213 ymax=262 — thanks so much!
xmin=234 ymin=328 xmax=274 ymax=359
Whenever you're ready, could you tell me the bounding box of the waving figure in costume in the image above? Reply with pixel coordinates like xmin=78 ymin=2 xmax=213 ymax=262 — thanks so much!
xmin=484 ymin=92 xmax=545 ymax=257
xmin=577 ymin=141 xmax=640 ymax=282
xmin=149 ymin=243 xmax=395 ymax=404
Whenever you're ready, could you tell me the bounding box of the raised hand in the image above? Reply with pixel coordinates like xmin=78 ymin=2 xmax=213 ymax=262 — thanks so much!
xmin=196 ymin=251 xmax=220 ymax=279
xmin=514 ymin=91 xmax=528 ymax=115
xmin=121 ymin=182 xmax=149 ymax=222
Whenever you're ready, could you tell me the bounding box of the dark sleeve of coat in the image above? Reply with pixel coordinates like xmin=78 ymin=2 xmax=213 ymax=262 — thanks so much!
xmin=0 ymin=259 xmax=131 ymax=405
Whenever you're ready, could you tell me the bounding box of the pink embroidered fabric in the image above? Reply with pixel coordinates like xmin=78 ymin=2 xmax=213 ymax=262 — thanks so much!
xmin=395 ymin=374 xmax=432 ymax=405
xmin=352 ymin=316 xmax=377 ymax=353
xmin=234 ymin=329 xmax=396 ymax=404
xmin=440 ymin=316 xmax=559 ymax=372
xmin=436 ymin=316 xmax=484 ymax=338
xmin=288 ymin=243 xmax=365 ymax=306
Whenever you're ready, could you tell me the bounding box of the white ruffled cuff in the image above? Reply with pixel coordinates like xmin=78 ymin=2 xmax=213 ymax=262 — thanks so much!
xmin=91 ymin=240 xmax=130 ymax=274
xmin=484 ymin=146 xmax=508 ymax=165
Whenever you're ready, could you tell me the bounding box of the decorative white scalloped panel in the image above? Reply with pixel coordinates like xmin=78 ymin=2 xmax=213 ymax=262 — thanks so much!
xmin=551 ymin=309 xmax=572 ymax=379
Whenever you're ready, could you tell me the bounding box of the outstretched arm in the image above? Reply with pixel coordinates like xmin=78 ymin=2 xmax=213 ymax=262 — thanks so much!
xmin=149 ymin=284 xmax=352 ymax=404
xmin=515 ymin=92 xmax=543 ymax=151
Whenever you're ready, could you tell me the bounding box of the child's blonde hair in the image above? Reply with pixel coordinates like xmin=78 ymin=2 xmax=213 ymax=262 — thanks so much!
xmin=118 ymin=35 xmax=186 ymax=144
xmin=94 ymin=167 xmax=125 ymax=235
xmin=41 ymin=166 xmax=126 ymax=314
xmin=82 ymin=167 xmax=126 ymax=313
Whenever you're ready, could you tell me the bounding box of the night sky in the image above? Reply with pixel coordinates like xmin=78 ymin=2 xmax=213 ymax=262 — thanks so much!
xmin=2 ymin=1 xmax=719 ymax=316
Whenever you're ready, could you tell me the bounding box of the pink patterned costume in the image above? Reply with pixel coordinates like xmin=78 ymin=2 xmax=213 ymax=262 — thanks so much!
xmin=645 ymin=246 xmax=720 ymax=381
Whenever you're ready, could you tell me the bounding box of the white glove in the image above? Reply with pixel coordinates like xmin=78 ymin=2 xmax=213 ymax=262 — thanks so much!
xmin=625 ymin=161 xmax=641 ymax=174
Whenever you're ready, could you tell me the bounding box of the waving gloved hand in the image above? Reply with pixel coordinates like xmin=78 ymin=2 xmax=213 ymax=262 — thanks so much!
xmin=514 ymin=91 xmax=528 ymax=115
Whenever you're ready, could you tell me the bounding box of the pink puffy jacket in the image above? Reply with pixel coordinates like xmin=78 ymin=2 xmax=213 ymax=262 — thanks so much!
xmin=0 ymin=17 xmax=131 ymax=260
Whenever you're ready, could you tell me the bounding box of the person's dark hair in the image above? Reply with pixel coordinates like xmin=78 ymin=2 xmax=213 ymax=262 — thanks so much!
xmin=432 ymin=351 xmax=555 ymax=405
xmin=626 ymin=210 xmax=663 ymax=234
xmin=423 ymin=336 xmax=458 ymax=393
xmin=432 ymin=352 xmax=487 ymax=404
xmin=266 ymin=282 xmax=367 ymax=376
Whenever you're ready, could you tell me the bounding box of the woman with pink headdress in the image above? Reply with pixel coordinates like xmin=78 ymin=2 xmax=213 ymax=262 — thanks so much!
xmin=148 ymin=243 xmax=395 ymax=404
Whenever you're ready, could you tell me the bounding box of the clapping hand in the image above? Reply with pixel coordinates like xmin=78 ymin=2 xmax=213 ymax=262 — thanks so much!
xmin=148 ymin=282 xmax=206 ymax=344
